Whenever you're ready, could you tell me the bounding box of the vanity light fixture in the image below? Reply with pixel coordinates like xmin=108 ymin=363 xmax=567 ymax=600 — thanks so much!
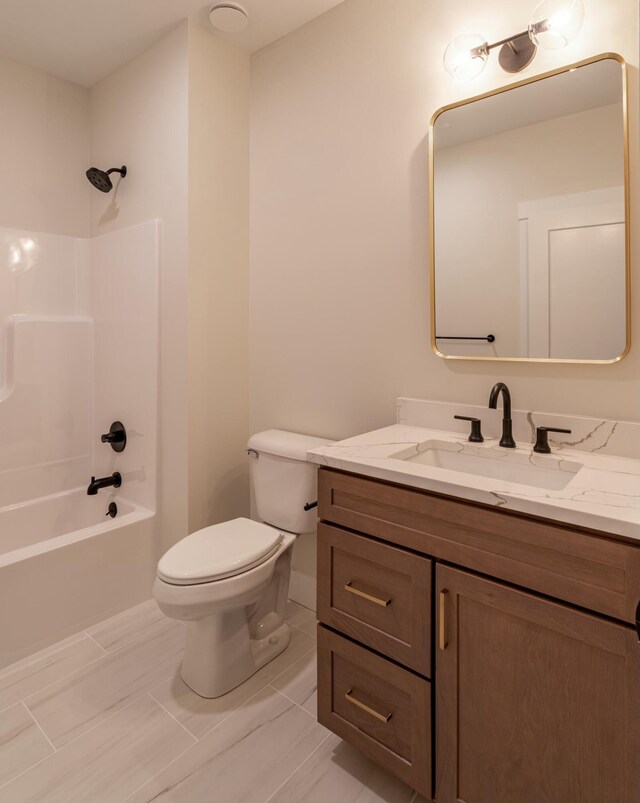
xmin=443 ymin=0 xmax=584 ymax=81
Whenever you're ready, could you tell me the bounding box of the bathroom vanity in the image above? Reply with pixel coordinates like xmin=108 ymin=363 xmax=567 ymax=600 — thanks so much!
xmin=309 ymin=406 xmax=640 ymax=802
xmin=309 ymin=46 xmax=637 ymax=800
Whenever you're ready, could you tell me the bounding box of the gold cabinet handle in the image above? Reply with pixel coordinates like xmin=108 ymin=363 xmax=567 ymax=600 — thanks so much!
xmin=345 ymin=689 xmax=392 ymax=723
xmin=439 ymin=589 xmax=448 ymax=651
xmin=344 ymin=581 xmax=391 ymax=607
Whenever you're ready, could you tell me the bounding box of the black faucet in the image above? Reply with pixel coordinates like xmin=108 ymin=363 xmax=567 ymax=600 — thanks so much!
xmin=488 ymin=382 xmax=516 ymax=448
xmin=87 ymin=472 xmax=122 ymax=496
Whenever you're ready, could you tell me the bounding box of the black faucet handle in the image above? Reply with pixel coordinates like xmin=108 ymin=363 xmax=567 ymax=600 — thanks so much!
xmin=100 ymin=421 xmax=127 ymax=453
xmin=454 ymin=415 xmax=484 ymax=443
xmin=533 ymin=426 xmax=572 ymax=454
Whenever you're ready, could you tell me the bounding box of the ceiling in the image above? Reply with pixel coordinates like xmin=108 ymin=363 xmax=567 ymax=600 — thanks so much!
xmin=0 ymin=0 xmax=345 ymax=88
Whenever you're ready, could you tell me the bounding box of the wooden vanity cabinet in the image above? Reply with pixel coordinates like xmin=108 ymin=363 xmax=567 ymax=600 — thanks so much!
xmin=436 ymin=564 xmax=640 ymax=803
xmin=316 ymin=467 xmax=640 ymax=803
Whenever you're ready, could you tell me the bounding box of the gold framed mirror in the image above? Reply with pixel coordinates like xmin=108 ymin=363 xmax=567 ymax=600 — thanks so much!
xmin=429 ymin=53 xmax=630 ymax=363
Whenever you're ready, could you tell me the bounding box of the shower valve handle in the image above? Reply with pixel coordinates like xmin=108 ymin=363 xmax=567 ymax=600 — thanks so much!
xmin=100 ymin=421 xmax=127 ymax=453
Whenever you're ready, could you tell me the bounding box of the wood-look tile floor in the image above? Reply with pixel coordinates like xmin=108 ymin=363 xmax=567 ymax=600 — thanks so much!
xmin=0 ymin=599 xmax=422 ymax=803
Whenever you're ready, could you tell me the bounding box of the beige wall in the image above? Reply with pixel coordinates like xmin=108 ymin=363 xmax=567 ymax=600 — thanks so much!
xmin=250 ymin=0 xmax=639 ymax=447
xmin=187 ymin=22 xmax=251 ymax=532
xmin=89 ymin=23 xmax=190 ymax=552
xmin=436 ymin=103 xmax=624 ymax=357
xmin=0 ymin=54 xmax=90 ymax=237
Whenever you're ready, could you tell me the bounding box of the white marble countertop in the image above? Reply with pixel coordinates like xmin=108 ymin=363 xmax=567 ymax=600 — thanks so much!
xmin=308 ymin=423 xmax=640 ymax=541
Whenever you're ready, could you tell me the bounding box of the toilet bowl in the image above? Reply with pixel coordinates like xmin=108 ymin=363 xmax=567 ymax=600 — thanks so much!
xmin=154 ymin=430 xmax=331 ymax=698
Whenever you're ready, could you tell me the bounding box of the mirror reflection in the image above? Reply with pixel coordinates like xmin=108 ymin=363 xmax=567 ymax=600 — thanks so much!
xmin=431 ymin=56 xmax=628 ymax=362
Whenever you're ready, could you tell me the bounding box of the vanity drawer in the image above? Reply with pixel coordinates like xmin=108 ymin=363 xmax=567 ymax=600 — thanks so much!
xmin=317 ymin=625 xmax=431 ymax=798
xmin=318 ymin=468 xmax=640 ymax=624
xmin=317 ymin=523 xmax=431 ymax=675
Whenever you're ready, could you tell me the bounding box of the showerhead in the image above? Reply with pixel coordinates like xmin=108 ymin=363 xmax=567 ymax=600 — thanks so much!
xmin=86 ymin=165 xmax=127 ymax=193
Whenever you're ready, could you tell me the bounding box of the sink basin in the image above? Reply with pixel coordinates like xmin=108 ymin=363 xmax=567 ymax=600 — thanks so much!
xmin=390 ymin=440 xmax=582 ymax=491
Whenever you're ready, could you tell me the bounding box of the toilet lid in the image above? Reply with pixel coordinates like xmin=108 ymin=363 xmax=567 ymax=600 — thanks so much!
xmin=157 ymin=517 xmax=284 ymax=585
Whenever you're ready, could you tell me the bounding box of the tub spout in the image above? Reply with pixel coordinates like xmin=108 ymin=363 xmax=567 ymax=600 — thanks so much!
xmin=87 ymin=472 xmax=122 ymax=496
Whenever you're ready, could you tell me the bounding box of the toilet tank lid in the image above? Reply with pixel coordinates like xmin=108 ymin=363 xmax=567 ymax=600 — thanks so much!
xmin=247 ymin=429 xmax=333 ymax=461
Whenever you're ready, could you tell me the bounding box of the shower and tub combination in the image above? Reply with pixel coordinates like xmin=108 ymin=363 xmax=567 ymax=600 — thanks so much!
xmin=0 ymin=183 xmax=161 ymax=668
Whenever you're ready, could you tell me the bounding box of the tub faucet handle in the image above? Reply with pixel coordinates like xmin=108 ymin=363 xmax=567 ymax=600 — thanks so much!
xmin=100 ymin=421 xmax=127 ymax=453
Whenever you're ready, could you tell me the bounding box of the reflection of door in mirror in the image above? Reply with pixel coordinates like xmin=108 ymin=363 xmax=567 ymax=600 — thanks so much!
xmin=431 ymin=55 xmax=628 ymax=363
xmin=518 ymin=188 xmax=626 ymax=360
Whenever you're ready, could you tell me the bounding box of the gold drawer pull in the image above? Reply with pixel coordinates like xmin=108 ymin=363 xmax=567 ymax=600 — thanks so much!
xmin=344 ymin=581 xmax=391 ymax=607
xmin=345 ymin=689 xmax=392 ymax=723
xmin=439 ymin=589 xmax=448 ymax=651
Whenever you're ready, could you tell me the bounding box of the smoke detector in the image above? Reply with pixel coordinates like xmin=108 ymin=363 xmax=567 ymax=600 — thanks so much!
xmin=209 ymin=4 xmax=249 ymax=33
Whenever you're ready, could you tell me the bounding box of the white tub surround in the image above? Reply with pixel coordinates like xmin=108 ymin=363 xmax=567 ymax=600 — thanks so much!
xmin=0 ymin=221 xmax=160 ymax=667
xmin=307 ymin=399 xmax=640 ymax=541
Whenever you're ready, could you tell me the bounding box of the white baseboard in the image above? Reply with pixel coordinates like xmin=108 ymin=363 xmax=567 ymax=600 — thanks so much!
xmin=288 ymin=569 xmax=316 ymax=612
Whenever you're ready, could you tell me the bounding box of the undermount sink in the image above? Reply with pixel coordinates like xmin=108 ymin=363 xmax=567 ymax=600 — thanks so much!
xmin=390 ymin=440 xmax=583 ymax=491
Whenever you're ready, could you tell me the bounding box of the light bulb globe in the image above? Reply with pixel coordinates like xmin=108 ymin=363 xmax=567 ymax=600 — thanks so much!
xmin=529 ymin=0 xmax=584 ymax=49
xmin=443 ymin=34 xmax=488 ymax=82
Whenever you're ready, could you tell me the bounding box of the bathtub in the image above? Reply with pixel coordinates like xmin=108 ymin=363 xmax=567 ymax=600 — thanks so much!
xmin=0 ymin=488 xmax=158 ymax=668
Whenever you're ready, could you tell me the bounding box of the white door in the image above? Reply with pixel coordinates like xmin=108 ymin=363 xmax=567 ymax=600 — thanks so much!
xmin=519 ymin=188 xmax=626 ymax=360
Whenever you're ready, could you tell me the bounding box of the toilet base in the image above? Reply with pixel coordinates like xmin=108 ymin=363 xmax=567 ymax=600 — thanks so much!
xmin=181 ymin=615 xmax=292 ymax=699
xmin=155 ymin=531 xmax=297 ymax=700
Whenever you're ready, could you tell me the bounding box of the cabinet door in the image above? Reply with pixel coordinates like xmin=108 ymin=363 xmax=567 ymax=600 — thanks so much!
xmin=436 ymin=564 xmax=640 ymax=803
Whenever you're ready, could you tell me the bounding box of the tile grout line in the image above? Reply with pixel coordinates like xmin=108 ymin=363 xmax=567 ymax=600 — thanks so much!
xmin=266 ymin=684 xmax=316 ymax=719
xmin=0 ymin=632 xmax=92 ymax=690
xmin=84 ymin=631 xmax=110 ymax=654
xmin=263 ymin=730 xmax=333 ymax=803
xmin=147 ymin=692 xmax=198 ymax=743
xmin=286 ymin=615 xmax=318 ymax=636
xmin=0 ymin=740 xmax=53 ymax=792
xmin=185 ymin=681 xmax=291 ymax=742
xmin=19 ymin=700 xmax=57 ymax=754
xmin=20 ymin=622 xmax=182 ymax=714
xmin=83 ymin=616 xmax=186 ymax=658
xmin=4 ymin=619 xmax=162 ymax=713
xmin=0 ymin=601 xmax=160 ymax=688
xmin=156 ymin=649 xmax=317 ymax=745
xmin=27 ymin=690 xmax=150 ymax=754
xmin=19 ymin=647 xmax=123 ymax=713
xmin=2 ymin=604 xmax=315 ymax=798
xmin=286 ymin=622 xmax=314 ymax=638
xmin=10 ymin=645 xmax=114 ymax=713
xmin=120 ymin=733 xmax=201 ymax=803
xmin=0 ymin=688 xmax=184 ymax=795
xmin=267 ymin=645 xmax=316 ymax=687
xmin=23 ymin=662 xmax=180 ymax=759
xmin=122 ymin=685 xmax=307 ymax=802
xmin=0 ymin=703 xmax=60 ymax=792
xmin=0 ymin=690 xmax=105 ymax=793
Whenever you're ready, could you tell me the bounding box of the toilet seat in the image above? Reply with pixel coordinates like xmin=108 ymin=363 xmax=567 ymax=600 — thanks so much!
xmin=157 ymin=517 xmax=284 ymax=586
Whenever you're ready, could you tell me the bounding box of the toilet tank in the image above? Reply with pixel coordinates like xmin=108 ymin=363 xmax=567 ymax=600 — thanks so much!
xmin=247 ymin=430 xmax=333 ymax=534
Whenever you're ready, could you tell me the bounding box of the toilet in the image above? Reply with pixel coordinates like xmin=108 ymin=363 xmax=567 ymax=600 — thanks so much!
xmin=153 ymin=429 xmax=331 ymax=698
